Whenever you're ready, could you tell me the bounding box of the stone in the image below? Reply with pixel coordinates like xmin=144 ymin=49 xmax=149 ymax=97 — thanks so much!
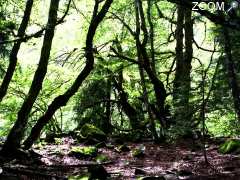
xmin=69 ymin=146 xmax=98 ymax=158
xmin=88 ymin=165 xmax=109 ymax=180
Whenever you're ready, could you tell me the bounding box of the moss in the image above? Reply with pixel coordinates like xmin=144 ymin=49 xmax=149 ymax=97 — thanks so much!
xmin=132 ymin=148 xmax=145 ymax=158
xmin=95 ymin=154 xmax=109 ymax=163
xmin=115 ymin=144 xmax=130 ymax=153
xmin=54 ymin=138 xmax=63 ymax=145
xmin=68 ymin=175 xmax=89 ymax=180
xmin=78 ymin=124 xmax=106 ymax=142
xmin=70 ymin=146 xmax=98 ymax=158
xmin=219 ymin=139 xmax=240 ymax=154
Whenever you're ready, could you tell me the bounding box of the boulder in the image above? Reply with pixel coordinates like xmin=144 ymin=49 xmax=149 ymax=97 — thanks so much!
xmin=95 ymin=154 xmax=109 ymax=163
xmin=132 ymin=148 xmax=145 ymax=158
xmin=135 ymin=168 xmax=147 ymax=175
xmin=88 ymin=165 xmax=109 ymax=180
xmin=77 ymin=124 xmax=106 ymax=143
xmin=69 ymin=146 xmax=98 ymax=158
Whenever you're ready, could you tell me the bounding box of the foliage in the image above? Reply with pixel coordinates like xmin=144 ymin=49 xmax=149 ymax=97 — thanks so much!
xmin=219 ymin=139 xmax=240 ymax=154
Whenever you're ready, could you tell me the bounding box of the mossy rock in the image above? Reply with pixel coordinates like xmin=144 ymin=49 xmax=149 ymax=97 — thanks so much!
xmin=115 ymin=144 xmax=130 ymax=153
xmin=219 ymin=139 xmax=240 ymax=154
xmin=68 ymin=174 xmax=90 ymax=180
xmin=70 ymin=146 xmax=98 ymax=158
xmin=132 ymin=148 xmax=145 ymax=158
xmin=95 ymin=154 xmax=109 ymax=163
xmin=95 ymin=142 xmax=106 ymax=148
xmin=78 ymin=124 xmax=106 ymax=143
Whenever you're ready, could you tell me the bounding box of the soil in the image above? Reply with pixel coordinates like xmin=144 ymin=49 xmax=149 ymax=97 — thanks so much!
xmin=0 ymin=137 xmax=240 ymax=180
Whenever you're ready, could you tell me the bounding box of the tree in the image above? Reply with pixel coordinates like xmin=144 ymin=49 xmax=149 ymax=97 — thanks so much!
xmin=0 ymin=0 xmax=34 ymax=102
xmin=173 ymin=5 xmax=193 ymax=134
xmin=23 ymin=0 xmax=114 ymax=149
xmin=223 ymin=27 xmax=240 ymax=121
xmin=1 ymin=0 xmax=60 ymax=155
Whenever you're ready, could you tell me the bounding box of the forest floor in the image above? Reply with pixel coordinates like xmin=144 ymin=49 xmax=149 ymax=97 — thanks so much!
xmin=1 ymin=137 xmax=240 ymax=180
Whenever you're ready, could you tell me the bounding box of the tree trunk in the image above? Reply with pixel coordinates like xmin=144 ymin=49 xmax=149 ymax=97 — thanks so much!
xmin=173 ymin=6 xmax=193 ymax=132
xmin=1 ymin=0 xmax=60 ymax=155
xmin=23 ymin=0 xmax=113 ymax=150
xmin=134 ymin=0 xmax=167 ymax=129
xmin=223 ymin=27 xmax=240 ymax=121
xmin=135 ymin=0 xmax=158 ymax=141
xmin=103 ymin=75 xmax=112 ymax=134
xmin=113 ymin=76 xmax=141 ymax=130
xmin=0 ymin=0 xmax=34 ymax=102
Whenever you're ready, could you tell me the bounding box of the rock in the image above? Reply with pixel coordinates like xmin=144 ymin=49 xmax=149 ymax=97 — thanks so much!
xmin=219 ymin=139 xmax=240 ymax=154
xmin=88 ymin=164 xmax=109 ymax=180
xmin=135 ymin=168 xmax=147 ymax=175
xmin=132 ymin=145 xmax=145 ymax=158
xmin=177 ymin=169 xmax=193 ymax=176
xmin=115 ymin=144 xmax=130 ymax=153
xmin=95 ymin=142 xmax=106 ymax=148
xmin=78 ymin=124 xmax=107 ymax=143
xmin=69 ymin=146 xmax=98 ymax=158
xmin=95 ymin=154 xmax=109 ymax=163
xmin=164 ymin=174 xmax=178 ymax=180
xmin=68 ymin=175 xmax=90 ymax=180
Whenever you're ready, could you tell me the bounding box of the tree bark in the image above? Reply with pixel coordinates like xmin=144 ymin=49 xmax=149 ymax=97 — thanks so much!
xmin=23 ymin=0 xmax=113 ymax=149
xmin=223 ymin=27 xmax=240 ymax=121
xmin=1 ymin=0 xmax=60 ymax=155
xmin=103 ymin=75 xmax=112 ymax=134
xmin=134 ymin=0 xmax=167 ymax=129
xmin=135 ymin=0 xmax=158 ymax=140
xmin=173 ymin=6 xmax=193 ymax=131
xmin=0 ymin=0 xmax=34 ymax=102
xmin=113 ymin=76 xmax=141 ymax=130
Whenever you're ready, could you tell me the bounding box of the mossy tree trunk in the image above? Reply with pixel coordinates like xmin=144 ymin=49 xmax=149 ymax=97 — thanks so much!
xmin=134 ymin=0 xmax=167 ymax=131
xmin=173 ymin=6 xmax=193 ymax=134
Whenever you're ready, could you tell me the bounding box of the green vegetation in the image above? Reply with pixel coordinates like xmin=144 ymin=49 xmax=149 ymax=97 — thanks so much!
xmin=70 ymin=146 xmax=98 ymax=158
xmin=0 ymin=0 xmax=240 ymax=178
xmin=219 ymin=139 xmax=240 ymax=154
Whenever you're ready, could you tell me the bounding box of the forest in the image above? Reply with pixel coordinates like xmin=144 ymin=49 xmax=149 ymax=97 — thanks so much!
xmin=0 ymin=0 xmax=240 ymax=179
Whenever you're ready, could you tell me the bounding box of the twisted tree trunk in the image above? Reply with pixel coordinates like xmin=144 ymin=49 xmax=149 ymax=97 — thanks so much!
xmin=23 ymin=0 xmax=114 ymax=149
xmin=1 ymin=0 xmax=60 ymax=155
